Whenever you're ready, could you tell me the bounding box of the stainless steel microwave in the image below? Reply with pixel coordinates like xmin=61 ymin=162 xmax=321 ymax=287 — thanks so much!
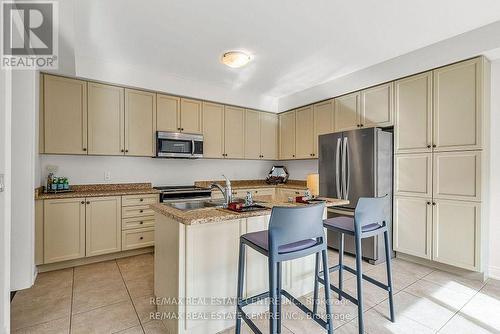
xmin=156 ymin=132 xmax=203 ymax=158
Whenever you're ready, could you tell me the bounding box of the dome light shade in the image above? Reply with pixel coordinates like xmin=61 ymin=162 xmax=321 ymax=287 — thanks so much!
xmin=221 ymin=51 xmax=251 ymax=68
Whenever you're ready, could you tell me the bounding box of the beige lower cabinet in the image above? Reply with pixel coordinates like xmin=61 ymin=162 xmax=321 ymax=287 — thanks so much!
xmin=44 ymin=198 xmax=86 ymax=264
xmin=35 ymin=200 xmax=44 ymax=265
xmin=121 ymin=194 xmax=157 ymax=250
xmin=202 ymin=102 xmax=225 ymax=158
xmin=86 ymin=196 xmax=122 ymax=257
xmin=393 ymin=196 xmax=432 ymax=259
xmin=432 ymin=199 xmax=480 ymax=271
xmin=122 ymin=227 xmax=155 ymax=250
xmin=245 ymin=216 xmax=269 ymax=296
xmin=124 ymin=89 xmax=156 ymax=157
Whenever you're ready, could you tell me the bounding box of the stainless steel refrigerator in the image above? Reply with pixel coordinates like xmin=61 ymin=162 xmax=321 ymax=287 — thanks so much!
xmin=318 ymin=127 xmax=393 ymax=264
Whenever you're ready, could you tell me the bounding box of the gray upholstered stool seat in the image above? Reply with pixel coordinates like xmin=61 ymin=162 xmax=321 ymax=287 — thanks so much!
xmin=242 ymin=231 xmax=318 ymax=254
xmin=323 ymin=216 xmax=381 ymax=234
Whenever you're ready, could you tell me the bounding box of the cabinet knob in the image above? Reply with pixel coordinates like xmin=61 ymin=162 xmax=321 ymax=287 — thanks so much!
xmin=125 ymin=149 xmax=129 ymax=153
xmin=432 ymin=144 xmax=436 ymax=148
xmin=83 ymin=148 xmax=87 ymax=151
xmin=292 ymin=155 xmax=295 ymax=157
xmin=139 ymin=209 xmax=144 ymax=213
xmin=121 ymin=149 xmax=125 ymax=152
xmin=86 ymin=201 xmax=90 ymax=204
xmin=432 ymin=202 xmax=436 ymax=205
xmin=140 ymin=198 xmax=144 ymax=202
xmin=360 ymin=124 xmax=364 ymax=127
xmin=177 ymin=128 xmax=181 ymax=131
xmin=427 ymin=201 xmax=431 ymax=205
xmin=427 ymin=145 xmax=431 ymax=148
xmin=139 ymin=237 xmax=144 ymax=240
xmin=140 ymin=221 xmax=143 ymax=224
xmin=356 ymin=124 xmax=360 ymax=128
xmin=81 ymin=201 xmax=85 ymax=204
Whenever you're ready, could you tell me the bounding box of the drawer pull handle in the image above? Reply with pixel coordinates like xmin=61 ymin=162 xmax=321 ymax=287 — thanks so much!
xmin=139 ymin=237 xmax=144 ymax=240
xmin=139 ymin=221 xmax=144 ymax=224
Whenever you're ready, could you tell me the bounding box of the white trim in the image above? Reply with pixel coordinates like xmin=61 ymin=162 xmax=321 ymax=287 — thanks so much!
xmin=489 ymin=265 xmax=500 ymax=280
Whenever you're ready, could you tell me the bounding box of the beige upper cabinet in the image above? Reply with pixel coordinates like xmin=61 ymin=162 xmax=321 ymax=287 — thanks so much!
xmin=244 ymin=109 xmax=261 ymax=159
xmin=44 ymin=198 xmax=86 ymax=264
xmin=313 ymin=100 xmax=334 ymax=156
xmin=124 ymin=89 xmax=156 ymax=157
xmin=432 ymin=199 xmax=480 ymax=271
xmin=334 ymin=92 xmax=360 ymax=132
xmin=180 ymin=98 xmax=202 ymax=134
xmin=86 ymin=196 xmax=122 ymax=257
xmin=361 ymin=82 xmax=394 ymax=128
xmin=87 ymin=83 xmax=124 ymax=155
xmin=156 ymin=94 xmax=180 ymax=132
xmin=394 ymin=153 xmax=433 ymax=198
xmin=433 ymin=151 xmax=481 ymax=201
xmin=433 ymin=58 xmax=483 ymax=151
xmin=394 ymin=72 xmax=433 ymax=154
xmin=295 ymin=106 xmax=315 ymax=159
xmin=202 ymin=102 xmax=225 ymax=158
xmin=224 ymin=106 xmax=245 ymax=159
xmin=260 ymin=112 xmax=278 ymax=160
xmin=42 ymin=75 xmax=88 ymax=155
xmin=393 ymin=196 xmax=432 ymax=259
xmin=279 ymin=111 xmax=296 ymax=160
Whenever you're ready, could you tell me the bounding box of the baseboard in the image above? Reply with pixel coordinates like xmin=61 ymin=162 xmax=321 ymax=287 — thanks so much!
xmin=488 ymin=265 xmax=500 ymax=280
xmin=37 ymin=247 xmax=154 ymax=273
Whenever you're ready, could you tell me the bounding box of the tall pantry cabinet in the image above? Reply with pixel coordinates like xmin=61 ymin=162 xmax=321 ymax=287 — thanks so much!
xmin=393 ymin=57 xmax=489 ymax=271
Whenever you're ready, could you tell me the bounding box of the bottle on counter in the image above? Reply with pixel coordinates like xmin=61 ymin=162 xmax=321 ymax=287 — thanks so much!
xmin=51 ymin=177 xmax=59 ymax=191
xmin=245 ymin=191 xmax=254 ymax=207
xmin=63 ymin=177 xmax=69 ymax=190
xmin=46 ymin=173 xmax=54 ymax=192
xmin=57 ymin=177 xmax=64 ymax=190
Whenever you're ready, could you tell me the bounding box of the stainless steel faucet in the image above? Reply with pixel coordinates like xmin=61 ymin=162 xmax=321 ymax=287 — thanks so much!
xmin=210 ymin=175 xmax=232 ymax=207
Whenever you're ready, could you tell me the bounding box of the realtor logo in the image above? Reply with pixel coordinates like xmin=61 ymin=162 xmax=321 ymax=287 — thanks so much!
xmin=1 ymin=1 xmax=58 ymax=69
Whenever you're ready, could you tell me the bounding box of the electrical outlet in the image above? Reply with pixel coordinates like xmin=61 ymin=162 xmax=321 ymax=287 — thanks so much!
xmin=104 ymin=171 xmax=111 ymax=181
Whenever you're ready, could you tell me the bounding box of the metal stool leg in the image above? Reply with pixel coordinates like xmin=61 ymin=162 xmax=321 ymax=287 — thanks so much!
xmin=236 ymin=242 xmax=246 ymax=334
xmin=321 ymin=249 xmax=334 ymax=334
xmin=354 ymin=231 xmax=364 ymax=333
xmin=384 ymin=229 xmax=395 ymax=322
xmin=277 ymin=262 xmax=282 ymax=334
xmin=313 ymin=252 xmax=320 ymax=315
xmin=269 ymin=260 xmax=277 ymax=334
xmin=338 ymin=233 xmax=344 ymax=300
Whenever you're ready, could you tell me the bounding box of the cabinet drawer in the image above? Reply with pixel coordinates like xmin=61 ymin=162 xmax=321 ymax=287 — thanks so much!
xmin=122 ymin=227 xmax=154 ymax=250
xmin=122 ymin=205 xmax=155 ymax=218
xmin=122 ymin=217 xmax=155 ymax=230
xmin=122 ymin=194 xmax=158 ymax=207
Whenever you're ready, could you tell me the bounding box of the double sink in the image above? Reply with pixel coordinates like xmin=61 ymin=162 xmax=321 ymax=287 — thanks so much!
xmin=167 ymin=199 xmax=227 ymax=211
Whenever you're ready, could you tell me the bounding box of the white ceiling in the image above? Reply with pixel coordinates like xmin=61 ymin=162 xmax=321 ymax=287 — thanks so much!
xmin=73 ymin=0 xmax=500 ymax=109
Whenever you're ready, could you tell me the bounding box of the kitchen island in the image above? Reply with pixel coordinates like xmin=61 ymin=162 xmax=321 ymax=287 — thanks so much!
xmin=151 ymin=198 xmax=348 ymax=334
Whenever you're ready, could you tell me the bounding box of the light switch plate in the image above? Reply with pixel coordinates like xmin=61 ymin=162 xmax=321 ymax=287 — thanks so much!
xmin=104 ymin=171 xmax=111 ymax=181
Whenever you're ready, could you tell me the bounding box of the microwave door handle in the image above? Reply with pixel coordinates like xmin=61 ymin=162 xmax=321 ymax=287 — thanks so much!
xmin=335 ymin=138 xmax=341 ymax=199
xmin=191 ymin=140 xmax=195 ymax=156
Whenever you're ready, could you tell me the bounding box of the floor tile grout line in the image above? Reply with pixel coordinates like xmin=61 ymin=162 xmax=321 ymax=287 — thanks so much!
xmin=69 ymin=267 xmax=75 ymax=334
xmin=116 ymin=259 xmax=146 ymax=333
xmin=435 ymin=279 xmax=489 ymax=333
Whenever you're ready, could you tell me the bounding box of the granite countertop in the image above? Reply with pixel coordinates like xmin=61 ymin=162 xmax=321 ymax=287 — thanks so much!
xmin=35 ymin=183 xmax=159 ymax=200
xmin=194 ymin=179 xmax=308 ymax=190
xmin=151 ymin=197 xmax=349 ymax=225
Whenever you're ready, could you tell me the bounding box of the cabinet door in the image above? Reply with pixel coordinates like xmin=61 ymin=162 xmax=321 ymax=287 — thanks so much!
xmin=224 ymin=106 xmax=245 ymax=159
xmin=43 ymin=75 xmax=87 ymax=154
xmin=87 ymin=83 xmax=124 ymax=155
xmin=279 ymin=111 xmax=296 ymax=160
xmin=180 ymin=98 xmax=202 ymax=134
xmin=125 ymin=89 xmax=156 ymax=156
xmin=86 ymin=196 xmax=122 ymax=257
xmin=432 ymin=199 xmax=480 ymax=271
xmin=394 ymin=153 xmax=432 ymax=198
xmin=334 ymin=92 xmax=360 ymax=132
xmin=44 ymin=198 xmax=85 ymax=264
xmin=393 ymin=196 xmax=432 ymax=259
xmin=433 ymin=58 xmax=483 ymax=151
xmin=361 ymin=82 xmax=393 ymax=128
xmin=313 ymin=100 xmax=334 ymax=156
xmin=260 ymin=112 xmax=278 ymax=160
xmin=295 ymin=106 xmax=314 ymax=159
xmin=244 ymin=109 xmax=261 ymax=159
xmin=433 ymin=151 xmax=481 ymax=201
xmin=202 ymin=102 xmax=225 ymax=158
xmin=394 ymin=72 xmax=433 ymax=154
xmin=157 ymin=94 xmax=180 ymax=132
xmin=35 ymin=200 xmax=44 ymax=265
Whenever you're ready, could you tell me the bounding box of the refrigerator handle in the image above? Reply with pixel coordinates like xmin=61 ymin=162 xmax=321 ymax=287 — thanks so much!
xmin=335 ymin=138 xmax=341 ymax=199
xmin=342 ymin=137 xmax=349 ymax=200
xmin=345 ymin=137 xmax=350 ymax=200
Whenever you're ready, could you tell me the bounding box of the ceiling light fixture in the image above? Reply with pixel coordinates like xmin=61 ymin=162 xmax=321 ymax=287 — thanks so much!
xmin=221 ymin=51 xmax=251 ymax=68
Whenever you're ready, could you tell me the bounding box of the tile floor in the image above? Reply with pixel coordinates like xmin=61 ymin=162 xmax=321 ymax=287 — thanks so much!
xmin=10 ymin=251 xmax=500 ymax=334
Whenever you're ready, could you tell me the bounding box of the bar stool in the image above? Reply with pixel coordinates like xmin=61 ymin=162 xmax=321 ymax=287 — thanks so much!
xmin=313 ymin=196 xmax=395 ymax=333
xmin=235 ymin=203 xmax=334 ymax=334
